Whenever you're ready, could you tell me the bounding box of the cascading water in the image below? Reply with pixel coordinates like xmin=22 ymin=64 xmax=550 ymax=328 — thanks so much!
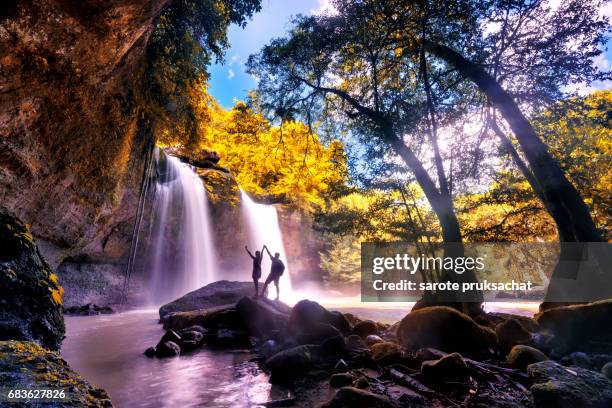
xmin=240 ymin=189 xmax=293 ymax=301
xmin=146 ymin=151 xmax=217 ymax=304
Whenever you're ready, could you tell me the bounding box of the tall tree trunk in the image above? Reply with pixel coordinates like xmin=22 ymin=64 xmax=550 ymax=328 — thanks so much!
xmin=424 ymin=41 xmax=603 ymax=244
xmin=490 ymin=120 xmax=575 ymax=242
xmin=384 ymin=130 xmax=483 ymax=313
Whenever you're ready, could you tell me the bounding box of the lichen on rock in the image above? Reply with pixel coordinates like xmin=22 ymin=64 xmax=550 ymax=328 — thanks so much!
xmin=0 ymin=206 xmax=65 ymax=350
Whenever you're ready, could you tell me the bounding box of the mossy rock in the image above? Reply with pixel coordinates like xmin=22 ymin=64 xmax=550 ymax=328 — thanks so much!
xmin=0 ymin=207 xmax=64 ymax=350
xmin=0 ymin=340 xmax=112 ymax=407
xmin=396 ymin=306 xmax=496 ymax=354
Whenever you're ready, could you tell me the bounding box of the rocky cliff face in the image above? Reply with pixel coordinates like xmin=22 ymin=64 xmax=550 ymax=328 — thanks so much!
xmin=0 ymin=0 xmax=170 ymax=268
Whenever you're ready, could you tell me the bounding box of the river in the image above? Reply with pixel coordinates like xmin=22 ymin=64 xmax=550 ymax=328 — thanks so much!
xmin=62 ymin=302 xmax=539 ymax=408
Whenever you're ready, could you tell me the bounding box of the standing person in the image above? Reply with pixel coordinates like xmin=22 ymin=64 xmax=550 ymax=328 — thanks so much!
xmin=261 ymin=245 xmax=285 ymax=301
xmin=245 ymin=245 xmax=264 ymax=299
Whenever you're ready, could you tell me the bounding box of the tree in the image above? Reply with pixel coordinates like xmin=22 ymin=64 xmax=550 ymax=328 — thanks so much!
xmin=247 ymin=1 xmax=485 ymax=313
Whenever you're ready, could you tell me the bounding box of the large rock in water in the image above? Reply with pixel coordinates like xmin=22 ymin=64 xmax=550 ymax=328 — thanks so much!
xmin=0 ymin=207 xmax=64 ymax=350
xmin=528 ymin=360 xmax=612 ymax=407
xmin=235 ymin=297 xmax=290 ymax=337
xmin=535 ymin=300 xmax=612 ymax=351
xmin=159 ymin=281 xmax=256 ymax=319
xmin=0 ymin=341 xmax=113 ymax=407
xmin=288 ymin=299 xmax=351 ymax=335
xmin=396 ymin=306 xmax=496 ymax=354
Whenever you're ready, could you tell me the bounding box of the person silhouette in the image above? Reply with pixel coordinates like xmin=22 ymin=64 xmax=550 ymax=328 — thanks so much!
xmin=261 ymin=245 xmax=285 ymax=300
xmin=245 ymin=245 xmax=264 ymax=299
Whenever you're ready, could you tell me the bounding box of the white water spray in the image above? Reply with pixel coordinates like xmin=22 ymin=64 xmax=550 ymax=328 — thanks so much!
xmin=147 ymin=153 xmax=217 ymax=304
xmin=240 ymin=189 xmax=293 ymax=301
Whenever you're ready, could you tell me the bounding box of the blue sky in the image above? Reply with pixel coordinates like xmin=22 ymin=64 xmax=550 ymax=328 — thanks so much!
xmin=209 ymin=0 xmax=611 ymax=108
xmin=208 ymin=0 xmax=330 ymax=108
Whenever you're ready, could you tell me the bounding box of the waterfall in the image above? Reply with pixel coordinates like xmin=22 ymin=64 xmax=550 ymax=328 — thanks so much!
xmin=240 ymin=189 xmax=293 ymax=300
xmin=146 ymin=152 xmax=217 ymax=304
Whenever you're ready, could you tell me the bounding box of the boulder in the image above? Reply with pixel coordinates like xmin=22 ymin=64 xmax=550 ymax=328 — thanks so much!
xmin=157 ymin=330 xmax=181 ymax=346
xmin=353 ymin=376 xmax=369 ymax=389
xmin=421 ymin=352 xmax=469 ymax=383
xmin=371 ymin=342 xmax=402 ymax=364
xmin=561 ymin=352 xmax=591 ymax=369
xmin=264 ymin=345 xmax=319 ymax=384
xmin=0 ymin=207 xmax=65 ymax=350
xmin=296 ymin=323 xmax=342 ymax=345
xmin=528 ymin=360 xmax=612 ymax=407
xmin=535 ymin=300 xmax=612 ymax=351
xmin=159 ymin=281 xmax=256 ymax=319
xmin=330 ymin=373 xmax=354 ymax=388
xmin=333 ymin=359 xmax=349 ymax=373
xmin=209 ymin=329 xmax=251 ymax=349
xmin=321 ymin=335 xmax=346 ymax=355
xmin=415 ymin=347 xmax=447 ymax=364
xmin=353 ymin=320 xmax=378 ymax=338
xmin=601 ymin=362 xmax=612 ymax=380
xmin=180 ymin=330 xmax=204 ymax=345
xmin=288 ymin=300 xmax=350 ymax=335
xmin=235 ymin=297 xmax=290 ymax=337
xmin=0 ymin=341 xmax=113 ymax=407
xmin=396 ymin=307 xmax=496 ymax=354
xmin=321 ymin=387 xmax=398 ymax=408
xmin=507 ymin=345 xmax=549 ymax=369
xmin=155 ymin=341 xmax=181 ymax=358
xmin=161 ymin=304 xmax=237 ymax=331
xmin=496 ymin=319 xmax=532 ymax=350
xmin=365 ymin=334 xmax=385 ymax=347
xmin=144 ymin=347 xmax=156 ymax=358
xmin=346 ymin=334 xmax=368 ymax=351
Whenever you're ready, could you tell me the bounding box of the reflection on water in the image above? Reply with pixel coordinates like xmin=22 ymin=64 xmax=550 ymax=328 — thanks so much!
xmin=62 ymin=303 xmax=540 ymax=407
xmin=62 ymin=311 xmax=288 ymax=408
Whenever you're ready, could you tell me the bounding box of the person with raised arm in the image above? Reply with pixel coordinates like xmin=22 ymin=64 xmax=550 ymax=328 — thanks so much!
xmin=245 ymin=244 xmax=264 ymax=299
xmin=261 ymin=245 xmax=285 ymax=301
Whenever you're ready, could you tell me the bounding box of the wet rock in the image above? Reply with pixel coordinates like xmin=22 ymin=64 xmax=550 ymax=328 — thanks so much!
xmin=333 ymin=359 xmax=349 ymax=373
xmin=528 ymin=360 xmax=612 ymax=408
xmin=421 ymin=352 xmax=469 ymax=382
xmin=180 ymin=340 xmax=199 ymax=352
xmin=235 ymin=296 xmax=290 ymax=337
xmin=321 ymin=387 xmax=398 ymax=408
xmin=0 ymin=207 xmax=65 ymax=350
xmin=371 ymin=342 xmax=402 ymax=364
xmin=209 ymin=329 xmax=251 ymax=349
xmin=181 ymin=325 xmax=207 ymax=334
xmin=415 ymin=347 xmax=447 ymax=363
xmin=288 ymin=300 xmax=350 ymax=335
xmin=397 ymin=306 xmax=496 ymax=354
xmin=155 ymin=341 xmax=181 ymax=358
xmin=161 ymin=304 xmax=237 ymax=331
xmin=496 ymin=318 xmax=532 ymax=350
xmin=330 ymin=373 xmax=354 ymax=388
xmin=353 ymin=376 xmax=369 ymax=389
xmin=158 ymin=330 xmax=182 ymax=346
xmin=535 ymin=300 xmax=612 ymax=352
xmin=507 ymin=345 xmax=549 ymax=369
xmin=264 ymin=345 xmax=319 ymax=384
xmin=601 ymin=362 xmax=612 ymax=380
xmin=296 ymin=323 xmax=342 ymax=345
xmin=321 ymin=335 xmax=346 ymax=355
xmin=64 ymin=303 xmax=114 ymax=316
xmin=353 ymin=320 xmax=378 ymax=338
xmin=159 ymin=281 xmax=256 ymax=319
xmin=365 ymin=335 xmax=385 ymax=347
xmin=562 ymin=352 xmax=591 ymax=369
xmin=144 ymin=347 xmax=156 ymax=358
xmin=346 ymin=334 xmax=368 ymax=351
xmin=0 ymin=341 xmax=113 ymax=407
xmin=258 ymin=339 xmax=278 ymax=359
xmin=180 ymin=330 xmax=204 ymax=344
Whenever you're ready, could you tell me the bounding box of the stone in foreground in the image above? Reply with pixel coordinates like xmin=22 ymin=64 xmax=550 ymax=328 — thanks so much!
xmin=0 ymin=340 xmax=113 ymax=407
xmin=528 ymin=360 xmax=612 ymax=408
